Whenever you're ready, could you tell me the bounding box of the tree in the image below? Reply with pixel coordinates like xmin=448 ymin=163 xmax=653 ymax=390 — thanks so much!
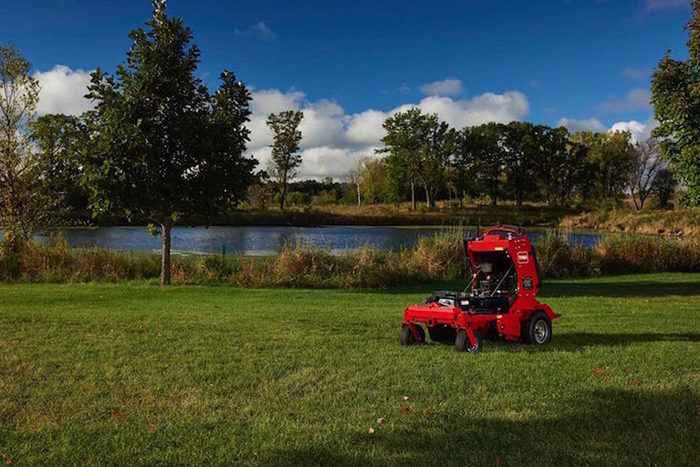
xmin=379 ymin=108 xmax=427 ymax=210
xmin=417 ymin=117 xmax=456 ymax=208
xmin=629 ymin=139 xmax=664 ymax=211
xmin=360 ymin=157 xmax=387 ymax=204
xmin=343 ymin=155 xmax=366 ymax=206
xmin=462 ymin=123 xmax=506 ymax=206
xmin=83 ymin=1 xmax=257 ymax=285
xmin=0 ymin=42 xmax=60 ymax=250
xmin=30 ymin=114 xmax=90 ymax=215
xmin=502 ymin=121 xmax=537 ymax=206
xmin=651 ymin=0 xmax=700 ymax=207
xmin=587 ymin=131 xmax=636 ymax=202
xmin=266 ymin=110 xmax=303 ymax=211
xmin=652 ymin=168 xmax=677 ymax=209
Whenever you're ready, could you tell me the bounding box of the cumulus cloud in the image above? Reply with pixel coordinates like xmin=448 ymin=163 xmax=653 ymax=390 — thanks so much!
xmin=641 ymin=0 xmax=688 ymax=12
xmin=419 ymin=78 xmax=463 ymax=97
xmin=597 ymin=88 xmax=651 ymax=113
xmin=609 ymin=119 xmax=658 ymax=142
xmin=33 ymin=65 xmax=94 ymax=115
xmin=247 ymin=88 xmax=530 ymax=179
xmin=556 ymin=117 xmax=606 ymax=133
xmin=235 ymin=21 xmax=276 ymax=40
xmin=620 ymin=67 xmax=650 ymax=81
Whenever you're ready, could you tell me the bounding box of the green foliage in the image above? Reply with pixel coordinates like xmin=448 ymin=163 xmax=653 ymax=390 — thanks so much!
xmin=82 ymin=1 xmax=257 ymax=284
xmin=267 ymin=110 xmax=304 ymax=210
xmin=651 ymin=0 xmax=700 ymax=207
xmin=0 ymin=42 xmax=61 ymax=245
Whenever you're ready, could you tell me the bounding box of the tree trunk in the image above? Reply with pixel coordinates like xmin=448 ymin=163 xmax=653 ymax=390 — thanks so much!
xmin=160 ymin=220 xmax=173 ymax=286
xmin=410 ymin=178 xmax=416 ymax=210
xmin=423 ymin=184 xmax=431 ymax=208
xmin=356 ymin=183 xmax=361 ymax=206
xmin=280 ymin=182 xmax=287 ymax=211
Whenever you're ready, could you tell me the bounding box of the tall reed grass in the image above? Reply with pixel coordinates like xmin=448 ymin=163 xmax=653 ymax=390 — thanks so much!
xmin=0 ymin=232 xmax=697 ymax=287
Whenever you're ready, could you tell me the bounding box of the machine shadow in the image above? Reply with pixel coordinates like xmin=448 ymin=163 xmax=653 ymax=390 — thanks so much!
xmin=264 ymin=389 xmax=698 ymax=465
xmin=541 ymin=278 xmax=700 ymax=298
xmin=546 ymin=332 xmax=700 ymax=350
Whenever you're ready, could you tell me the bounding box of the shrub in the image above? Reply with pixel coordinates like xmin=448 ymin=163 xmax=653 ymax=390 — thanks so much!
xmin=1 ymin=232 xmax=698 ymax=287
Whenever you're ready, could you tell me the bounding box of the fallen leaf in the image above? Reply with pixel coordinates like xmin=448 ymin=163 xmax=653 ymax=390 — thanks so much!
xmin=157 ymin=332 xmax=163 ymax=337
xmin=630 ymin=378 xmax=641 ymax=386
xmin=148 ymin=424 xmax=157 ymax=432
xmin=368 ymin=427 xmax=375 ymax=434
xmin=110 ymin=408 xmax=125 ymax=420
xmin=5 ymin=459 xmax=11 ymax=465
xmin=423 ymin=407 xmax=434 ymax=414
xmin=377 ymin=417 xmax=385 ymax=424
xmin=593 ymin=366 xmax=603 ymax=375
xmin=65 ymin=321 xmax=71 ymax=327
xmin=402 ymin=395 xmax=409 ymax=401
xmin=399 ymin=406 xmax=411 ymax=415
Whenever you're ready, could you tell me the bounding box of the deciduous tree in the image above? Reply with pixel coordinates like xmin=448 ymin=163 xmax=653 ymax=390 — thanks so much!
xmin=266 ymin=110 xmax=303 ymax=211
xmin=629 ymin=139 xmax=664 ymax=211
xmin=651 ymin=0 xmax=700 ymax=207
xmin=0 ymin=43 xmax=60 ymax=250
xmin=83 ymin=1 xmax=257 ymax=285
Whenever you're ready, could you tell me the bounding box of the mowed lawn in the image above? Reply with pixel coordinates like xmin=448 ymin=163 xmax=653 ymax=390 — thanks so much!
xmin=1 ymin=274 xmax=698 ymax=465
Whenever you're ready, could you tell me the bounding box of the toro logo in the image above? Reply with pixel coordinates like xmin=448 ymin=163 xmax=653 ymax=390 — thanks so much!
xmin=517 ymin=251 xmax=529 ymax=264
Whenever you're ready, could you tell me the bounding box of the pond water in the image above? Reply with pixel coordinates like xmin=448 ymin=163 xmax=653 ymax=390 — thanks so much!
xmin=31 ymin=226 xmax=606 ymax=255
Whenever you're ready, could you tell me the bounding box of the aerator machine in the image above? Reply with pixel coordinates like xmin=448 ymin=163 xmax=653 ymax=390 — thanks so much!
xmin=400 ymin=226 xmax=560 ymax=352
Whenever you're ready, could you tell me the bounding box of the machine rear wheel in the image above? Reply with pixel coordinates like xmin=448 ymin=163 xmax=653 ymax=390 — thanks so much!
xmin=523 ymin=312 xmax=552 ymax=345
xmin=455 ymin=329 xmax=482 ymax=353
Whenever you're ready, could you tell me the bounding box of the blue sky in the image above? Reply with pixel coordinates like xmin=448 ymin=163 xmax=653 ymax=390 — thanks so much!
xmin=0 ymin=0 xmax=693 ymax=178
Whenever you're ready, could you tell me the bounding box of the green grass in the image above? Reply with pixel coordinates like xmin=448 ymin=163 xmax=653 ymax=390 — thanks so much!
xmin=1 ymin=274 xmax=698 ymax=465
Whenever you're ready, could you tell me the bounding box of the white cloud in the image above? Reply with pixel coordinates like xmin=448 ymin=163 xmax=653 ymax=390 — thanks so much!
xmin=557 ymin=117 xmax=607 ymax=133
xmin=620 ymin=67 xmax=650 ymax=81
xmin=235 ymin=21 xmax=276 ymax=40
xmin=641 ymin=0 xmax=688 ymax=12
xmin=597 ymin=88 xmax=651 ymax=113
xmin=33 ymin=65 xmax=94 ymax=115
xmin=609 ymin=119 xmax=658 ymax=142
xmin=419 ymin=78 xmax=463 ymax=97
xmin=247 ymin=87 xmax=530 ymax=179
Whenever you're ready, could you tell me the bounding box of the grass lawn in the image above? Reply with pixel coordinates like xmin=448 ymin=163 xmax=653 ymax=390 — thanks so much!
xmin=1 ymin=274 xmax=698 ymax=465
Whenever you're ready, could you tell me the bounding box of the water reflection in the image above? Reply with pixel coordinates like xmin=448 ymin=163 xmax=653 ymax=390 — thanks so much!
xmin=25 ymin=226 xmax=606 ymax=255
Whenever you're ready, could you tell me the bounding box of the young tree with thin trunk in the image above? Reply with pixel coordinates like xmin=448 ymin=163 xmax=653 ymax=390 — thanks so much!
xmin=83 ymin=1 xmax=257 ymax=285
xmin=0 ymin=43 xmax=61 ymax=253
xmin=344 ymin=155 xmax=366 ymax=206
xmin=266 ymin=110 xmax=303 ymax=211
xmin=629 ymin=139 xmax=664 ymax=211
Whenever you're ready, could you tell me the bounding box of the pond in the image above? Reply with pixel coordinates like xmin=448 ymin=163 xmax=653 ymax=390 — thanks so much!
xmin=31 ymin=226 xmax=607 ymax=255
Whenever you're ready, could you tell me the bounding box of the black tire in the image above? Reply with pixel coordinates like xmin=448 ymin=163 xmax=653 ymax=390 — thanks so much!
xmin=400 ymin=324 xmax=414 ymax=346
xmin=522 ymin=311 xmax=552 ymax=345
xmin=428 ymin=324 xmax=456 ymax=344
xmin=415 ymin=324 xmax=426 ymax=343
xmin=455 ymin=329 xmax=483 ymax=353
xmin=400 ymin=323 xmax=425 ymax=345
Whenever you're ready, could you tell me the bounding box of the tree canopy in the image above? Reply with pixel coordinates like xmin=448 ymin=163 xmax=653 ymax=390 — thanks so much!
xmin=83 ymin=0 xmax=257 ymax=284
xmin=651 ymin=0 xmax=700 ymax=207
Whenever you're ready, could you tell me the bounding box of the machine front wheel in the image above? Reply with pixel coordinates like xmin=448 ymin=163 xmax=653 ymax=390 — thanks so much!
xmin=400 ymin=323 xmax=425 ymax=346
xmin=455 ymin=329 xmax=482 ymax=353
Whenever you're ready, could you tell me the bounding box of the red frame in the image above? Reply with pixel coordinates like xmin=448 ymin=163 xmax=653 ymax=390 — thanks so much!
xmin=402 ymin=226 xmax=560 ymax=348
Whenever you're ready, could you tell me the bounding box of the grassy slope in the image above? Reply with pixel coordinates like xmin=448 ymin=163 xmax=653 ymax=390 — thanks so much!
xmin=1 ymin=274 xmax=698 ymax=465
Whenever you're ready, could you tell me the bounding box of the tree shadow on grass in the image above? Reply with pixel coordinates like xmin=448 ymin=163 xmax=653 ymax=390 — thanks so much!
xmin=264 ymin=389 xmax=699 ymax=465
